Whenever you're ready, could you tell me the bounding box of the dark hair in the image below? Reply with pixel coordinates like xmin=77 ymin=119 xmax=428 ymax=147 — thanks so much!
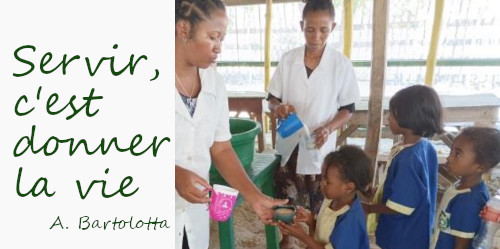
xmin=389 ymin=85 xmax=444 ymax=137
xmin=323 ymin=145 xmax=373 ymax=196
xmin=175 ymin=0 xmax=225 ymax=30
xmin=302 ymin=0 xmax=335 ymax=20
xmin=458 ymin=127 xmax=500 ymax=170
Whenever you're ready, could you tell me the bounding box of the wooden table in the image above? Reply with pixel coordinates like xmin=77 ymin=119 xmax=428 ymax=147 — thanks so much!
xmin=210 ymin=153 xmax=281 ymax=249
xmin=228 ymin=91 xmax=267 ymax=152
xmin=337 ymin=94 xmax=500 ymax=145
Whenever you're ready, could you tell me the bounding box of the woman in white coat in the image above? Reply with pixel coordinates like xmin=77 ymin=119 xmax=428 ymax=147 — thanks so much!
xmin=175 ymin=1 xmax=286 ymax=249
xmin=267 ymin=0 xmax=360 ymax=247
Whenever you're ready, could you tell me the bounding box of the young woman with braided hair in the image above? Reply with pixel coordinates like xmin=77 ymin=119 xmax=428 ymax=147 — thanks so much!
xmin=175 ymin=1 xmax=287 ymax=248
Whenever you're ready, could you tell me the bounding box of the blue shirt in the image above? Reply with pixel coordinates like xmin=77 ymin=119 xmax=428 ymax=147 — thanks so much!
xmin=432 ymin=182 xmax=489 ymax=249
xmin=329 ymin=196 xmax=370 ymax=249
xmin=376 ymin=139 xmax=438 ymax=249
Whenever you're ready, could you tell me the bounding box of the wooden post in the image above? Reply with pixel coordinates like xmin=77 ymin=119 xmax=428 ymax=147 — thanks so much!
xmin=264 ymin=0 xmax=273 ymax=89
xmin=364 ymin=0 xmax=389 ymax=172
xmin=425 ymin=0 xmax=445 ymax=86
xmin=343 ymin=0 xmax=353 ymax=58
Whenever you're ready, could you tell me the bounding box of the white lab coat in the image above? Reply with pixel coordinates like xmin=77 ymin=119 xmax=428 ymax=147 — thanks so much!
xmin=175 ymin=66 xmax=231 ymax=249
xmin=267 ymin=45 xmax=359 ymax=175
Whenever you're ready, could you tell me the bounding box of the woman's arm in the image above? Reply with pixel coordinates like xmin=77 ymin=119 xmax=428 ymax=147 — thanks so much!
xmin=313 ymin=109 xmax=352 ymax=148
xmin=322 ymin=109 xmax=352 ymax=134
xmin=211 ymin=141 xmax=287 ymax=223
xmin=211 ymin=141 xmax=261 ymax=201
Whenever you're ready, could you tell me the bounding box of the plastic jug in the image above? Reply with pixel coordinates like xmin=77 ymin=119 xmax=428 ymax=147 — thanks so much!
xmin=277 ymin=113 xmax=305 ymax=138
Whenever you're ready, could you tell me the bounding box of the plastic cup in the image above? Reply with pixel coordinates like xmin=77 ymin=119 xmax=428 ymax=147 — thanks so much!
xmin=305 ymin=132 xmax=317 ymax=150
xmin=277 ymin=113 xmax=304 ymax=138
xmin=209 ymin=184 xmax=239 ymax=222
xmin=273 ymin=205 xmax=296 ymax=224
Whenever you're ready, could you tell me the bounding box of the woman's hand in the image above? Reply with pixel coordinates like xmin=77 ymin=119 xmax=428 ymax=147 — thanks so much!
xmin=276 ymin=104 xmax=296 ymax=119
xmin=175 ymin=166 xmax=212 ymax=204
xmin=248 ymin=194 xmax=288 ymax=224
xmin=312 ymin=126 xmax=330 ymax=149
xmin=295 ymin=206 xmax=314 ymax=227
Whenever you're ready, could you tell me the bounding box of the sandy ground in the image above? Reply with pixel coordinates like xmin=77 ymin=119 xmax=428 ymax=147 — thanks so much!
xmin=209 ymin=202 xmax=267 ymax=249
xmin=209 ymin=202 xmax=308 ymax=249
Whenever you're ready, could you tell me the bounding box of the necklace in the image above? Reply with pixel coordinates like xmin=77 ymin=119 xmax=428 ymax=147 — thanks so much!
xmin=175 ymin=72 xmax=196 ymax=99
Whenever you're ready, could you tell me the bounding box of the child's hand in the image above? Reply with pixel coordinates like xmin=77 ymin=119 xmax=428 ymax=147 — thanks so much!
xmin=361 ymin=202 xmax=372 ymax=214
xmin=479 ymin=206 xmax=487 ymax=218
xmin=295 ymin=206 xmax=314 ymax=227
xmin=277 ymin=219 xmax=307 ymax=240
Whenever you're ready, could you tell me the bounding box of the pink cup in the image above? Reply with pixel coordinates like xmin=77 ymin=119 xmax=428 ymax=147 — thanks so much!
xmin=209 ymin=184 xmax=239 ymax=222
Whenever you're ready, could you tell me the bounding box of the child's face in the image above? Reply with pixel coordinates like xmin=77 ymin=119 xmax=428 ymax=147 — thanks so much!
xmin=446 ymin=136 xmax=483 ymax=177
xmin=181 ymin=9 xmax=228 ymax=68
xmin=388 ymin=111 xmax=403 ymax=135
xmin=320 ymin=165 xmax=351 ymax=200
xmin=301 ymin=11 xmax=336 ymax=50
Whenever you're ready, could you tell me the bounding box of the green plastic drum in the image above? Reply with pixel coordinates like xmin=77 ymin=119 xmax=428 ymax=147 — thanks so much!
xmin=210 ymin=118 xmax=262 ymax=174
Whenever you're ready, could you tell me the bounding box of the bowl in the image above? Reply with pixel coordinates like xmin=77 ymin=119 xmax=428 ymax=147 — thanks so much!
xmin=273 ymin=205 xmax=296 ymax=224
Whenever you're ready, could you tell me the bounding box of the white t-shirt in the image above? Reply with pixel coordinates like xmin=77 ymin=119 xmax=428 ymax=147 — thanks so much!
xmin=175 ymin=66 xmax=231 ymax=249
xmin=267 ymin=45 xmax=359 ymax=174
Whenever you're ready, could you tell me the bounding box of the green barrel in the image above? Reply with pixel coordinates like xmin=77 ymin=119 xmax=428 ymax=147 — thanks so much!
xmin=210 ymin=118 xmax=262 ymax=174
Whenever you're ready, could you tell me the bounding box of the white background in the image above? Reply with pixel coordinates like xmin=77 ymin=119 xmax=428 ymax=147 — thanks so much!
xmin=0 ymin=0 xmax=174 ymax=248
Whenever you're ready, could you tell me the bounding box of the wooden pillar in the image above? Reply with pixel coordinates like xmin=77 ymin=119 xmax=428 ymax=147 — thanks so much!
xmin=343 ymin=0 xmax=353 ymax=58
xmin=364 ymin=0 xmax=389 ymax=172
xmin=264 ymin=0 xmax=273 ymax=89
xmin=425 ymin=0 xmax=445 ymax=86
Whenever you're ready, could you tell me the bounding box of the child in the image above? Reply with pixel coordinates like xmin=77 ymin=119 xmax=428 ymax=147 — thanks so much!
xmin=278 ymin=145 xmax=372 ymax=249
xmin=362 ymin=85 xmax=444 ymax=249
xmin=430 ymin=127 xmax=500 ymax=249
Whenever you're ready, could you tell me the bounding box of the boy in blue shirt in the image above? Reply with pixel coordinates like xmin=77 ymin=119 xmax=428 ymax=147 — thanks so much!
xmin=431 ymin=127 xmax=500 ymax=249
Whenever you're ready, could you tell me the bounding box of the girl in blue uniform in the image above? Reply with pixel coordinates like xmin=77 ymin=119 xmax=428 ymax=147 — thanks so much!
xmin=362 ymin=85 xmax=443 ymax=249
xmin=278 ymin=145 xmax=372 ymax=249
xmin=431 ymin=127 xmax=500 ymax=249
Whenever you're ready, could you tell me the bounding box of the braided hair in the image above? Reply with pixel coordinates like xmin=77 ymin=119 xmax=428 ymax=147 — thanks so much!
xmin=175 ymin=0 xmax=226 ymax=30
xmin=302 ymin=0 xmax=335 ymax=20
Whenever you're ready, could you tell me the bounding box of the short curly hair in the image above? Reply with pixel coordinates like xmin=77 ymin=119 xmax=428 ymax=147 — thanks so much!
xmin=323 ymin=145 xmax=373 ymax=196
xmin=458 ymin=127 xmax=500 ymax=170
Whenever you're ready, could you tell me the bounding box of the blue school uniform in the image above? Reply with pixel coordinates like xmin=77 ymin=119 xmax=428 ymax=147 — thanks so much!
xmin=375 ymin=139 xmax=438 ymax=249
xmin=430 ymin=181 xmax=489 ymax=249
xmin=315 ymin=196 xmax=369 ymax=249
